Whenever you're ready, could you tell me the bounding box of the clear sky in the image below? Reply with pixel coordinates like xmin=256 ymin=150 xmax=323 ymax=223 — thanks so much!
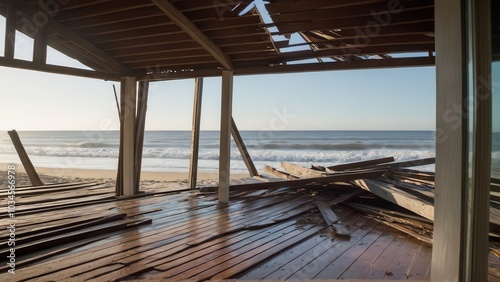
xmin=0 ymin=15 xmax=439 ymax=132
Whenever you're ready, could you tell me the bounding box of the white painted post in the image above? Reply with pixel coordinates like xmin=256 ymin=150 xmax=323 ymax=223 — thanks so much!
xmin=433 ymin=0 xmax=491 ymax=280
xmin=219 ymin=71 xmax=233 ymax=204
xmin=432 ymin=1 xmax=466 ymax=279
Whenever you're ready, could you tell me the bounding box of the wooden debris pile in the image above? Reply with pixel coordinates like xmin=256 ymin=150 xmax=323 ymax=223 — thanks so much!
xmin=259 ymin=156 xmax=500 ymax=276
xmin=260 ymin=156 xmax=500 ymax=242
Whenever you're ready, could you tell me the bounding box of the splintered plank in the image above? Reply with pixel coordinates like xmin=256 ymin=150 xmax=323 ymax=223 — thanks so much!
xmin=0 ymin=235 xmax=111 ymax=273
xmin=0 ymin=217 xmax=151 ymax=257
xmin=0 ymin=213 xmax=126 ymax=246
xmin=8 ymin=130 xmax=44 ymax=186
xmin=315 ymin=201 xmax=350 ymax=236
xmin=354 ymin=179 xmax=434 ymax=221
xmin=371 ymin=217 xmax=433 ymax=245
xmin=328 ymin=156 xmax=395 ymax=171
xmin=200 ymin=169 xmax=386 ymax=192
xmin=262 ymin=165 xmax=300 ymax=180
xmin=382 ymin=179 xmax=435 ymax=203
xmin=368 ymin=157 xmax=436 ymax=170
xmin=281 ymin=162 xmax=325 ymax=178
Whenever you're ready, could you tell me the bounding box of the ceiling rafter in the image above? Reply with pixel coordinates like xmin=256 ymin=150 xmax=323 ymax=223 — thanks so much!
xmin=14 ymin=1 xmax=133 ymax=75
xmin=151 ymin=0 xmax=233 ymax=70
xmin=137 ymin=57 xmax=435 ymax=81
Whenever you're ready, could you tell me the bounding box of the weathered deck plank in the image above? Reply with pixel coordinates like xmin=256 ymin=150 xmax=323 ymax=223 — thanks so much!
xmin=0 ymin=177 xmax=482 ymax=281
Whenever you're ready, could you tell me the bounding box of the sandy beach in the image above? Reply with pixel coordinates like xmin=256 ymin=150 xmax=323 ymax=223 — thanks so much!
xmin=0 ymin=162 xmax=253 ymax=190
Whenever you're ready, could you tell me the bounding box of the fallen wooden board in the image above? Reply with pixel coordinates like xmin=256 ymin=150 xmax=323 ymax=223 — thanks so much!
xmin=382 ymin=179 xmax=435 ymax=203
xmin=353 ymin=179 xmax=435 ymax=221
xmin=8 ymin=130 xmax=44 ymax=186
xmin=315 ymin=201 xmax=350 ymax=237
xmin=262 ymin=165 xmax=300 ymax=180
xmin=200 ymin=169 xmax=386 ymax=192
xmin=281 ymin=162 xmax=325 ymax=178
xmin=366 ymin=158 xmax=436 ymax=170
xmin=328 ymin=157 xmax=395 ymax=171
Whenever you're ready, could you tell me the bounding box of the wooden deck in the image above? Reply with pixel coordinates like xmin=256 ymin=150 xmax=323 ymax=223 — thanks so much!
xmin=0 ymin=181 xmax=498 ymax=281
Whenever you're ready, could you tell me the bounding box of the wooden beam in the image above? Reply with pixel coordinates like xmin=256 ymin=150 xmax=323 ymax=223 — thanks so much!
xmin=0 ymin=57 xmax=122 ymax=81
xmin=354 ymin=179 xmax=434 ymax=221
xmin=4 ymin=0 xmax=16 ymax=59
xmin=134 ymin=81 xmax=149 ymax=193
xmin=231 ymin=117 xmax=259 ymax=177
xmin=328 ymin=157 xmax=395 ymax=171
xmin=281 ymin=162 xmax=324 ymax=178
xmin=7 ymin=130 xmax=44 ymax=186
xmin=365 ymin=157 xmax=435 ymax=170
xmin=33 ymin=8 xmax=48 ymax=65
xmin=14 ymin=2 xmax=132 ymax=75
xmin=188 ymin=77 xmax=204 ymax=190
xmin=200 ymin=169 xmax=386 ymax=192
xmin=121 ymin=77 xmax=137 ymax=197
xmin=262 ymin=165 xmax=300 ymax=180
xmin=315 ymin=201 xmax=350 ymax=237
xmin=151 ymin=0 xmax=233 ymax=70
xmin=138 ymin=57 xmax=435 ymax=81
xmin=47 ymin=20 xmax=131 ymax=74
xmin=219 ymin=70 xmax=233 ymax=203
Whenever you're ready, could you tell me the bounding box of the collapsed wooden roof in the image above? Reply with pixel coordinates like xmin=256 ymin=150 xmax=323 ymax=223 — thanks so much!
xmin=0 ymin=0 xmax=436 ymax=80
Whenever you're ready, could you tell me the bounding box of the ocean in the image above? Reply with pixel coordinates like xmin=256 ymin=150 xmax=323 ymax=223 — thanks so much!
xmin=0 ymin=130 xmax=442 ymax=174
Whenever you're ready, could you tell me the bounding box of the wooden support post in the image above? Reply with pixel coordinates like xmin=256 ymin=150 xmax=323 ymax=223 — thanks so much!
xmin=134 ymin=81 xmax=149 ymax=193
xmin=231 ymin=117 xmax=259 ymax=177
xmin=115 ymin=83 xmax=125 ymax=195
xmin=188 ymin=78 xmax=204 ymax=189
xmin=117 ymin=77 xmax=137 ymax=197
xmin=33 ymin=7 xmax=48 ymax=65
xmin=4 ymin=0 xmax=16 ymax=59
xmin=467 ymin=0 xmax=491 ymax=279
xmin=7 ymin=130 xmax=44 ymax=186
xmin=219 ymin=70 xmax=233 ymax=204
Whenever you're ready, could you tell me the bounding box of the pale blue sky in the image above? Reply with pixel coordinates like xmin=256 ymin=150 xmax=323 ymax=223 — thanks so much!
xmin=0 ymin=14 xmax=439 ymax=131
xmin=0 ymin=66 xmax=437 ymax=131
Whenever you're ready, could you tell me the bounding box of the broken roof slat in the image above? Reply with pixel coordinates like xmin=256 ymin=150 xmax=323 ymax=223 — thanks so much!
xmin=270 ymin=0 xmax=433 ymax=21
xmin=271 ymin=7 xmax=434 ymax=34
xmin=0 ymin=0 xmax=436 ymax=80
